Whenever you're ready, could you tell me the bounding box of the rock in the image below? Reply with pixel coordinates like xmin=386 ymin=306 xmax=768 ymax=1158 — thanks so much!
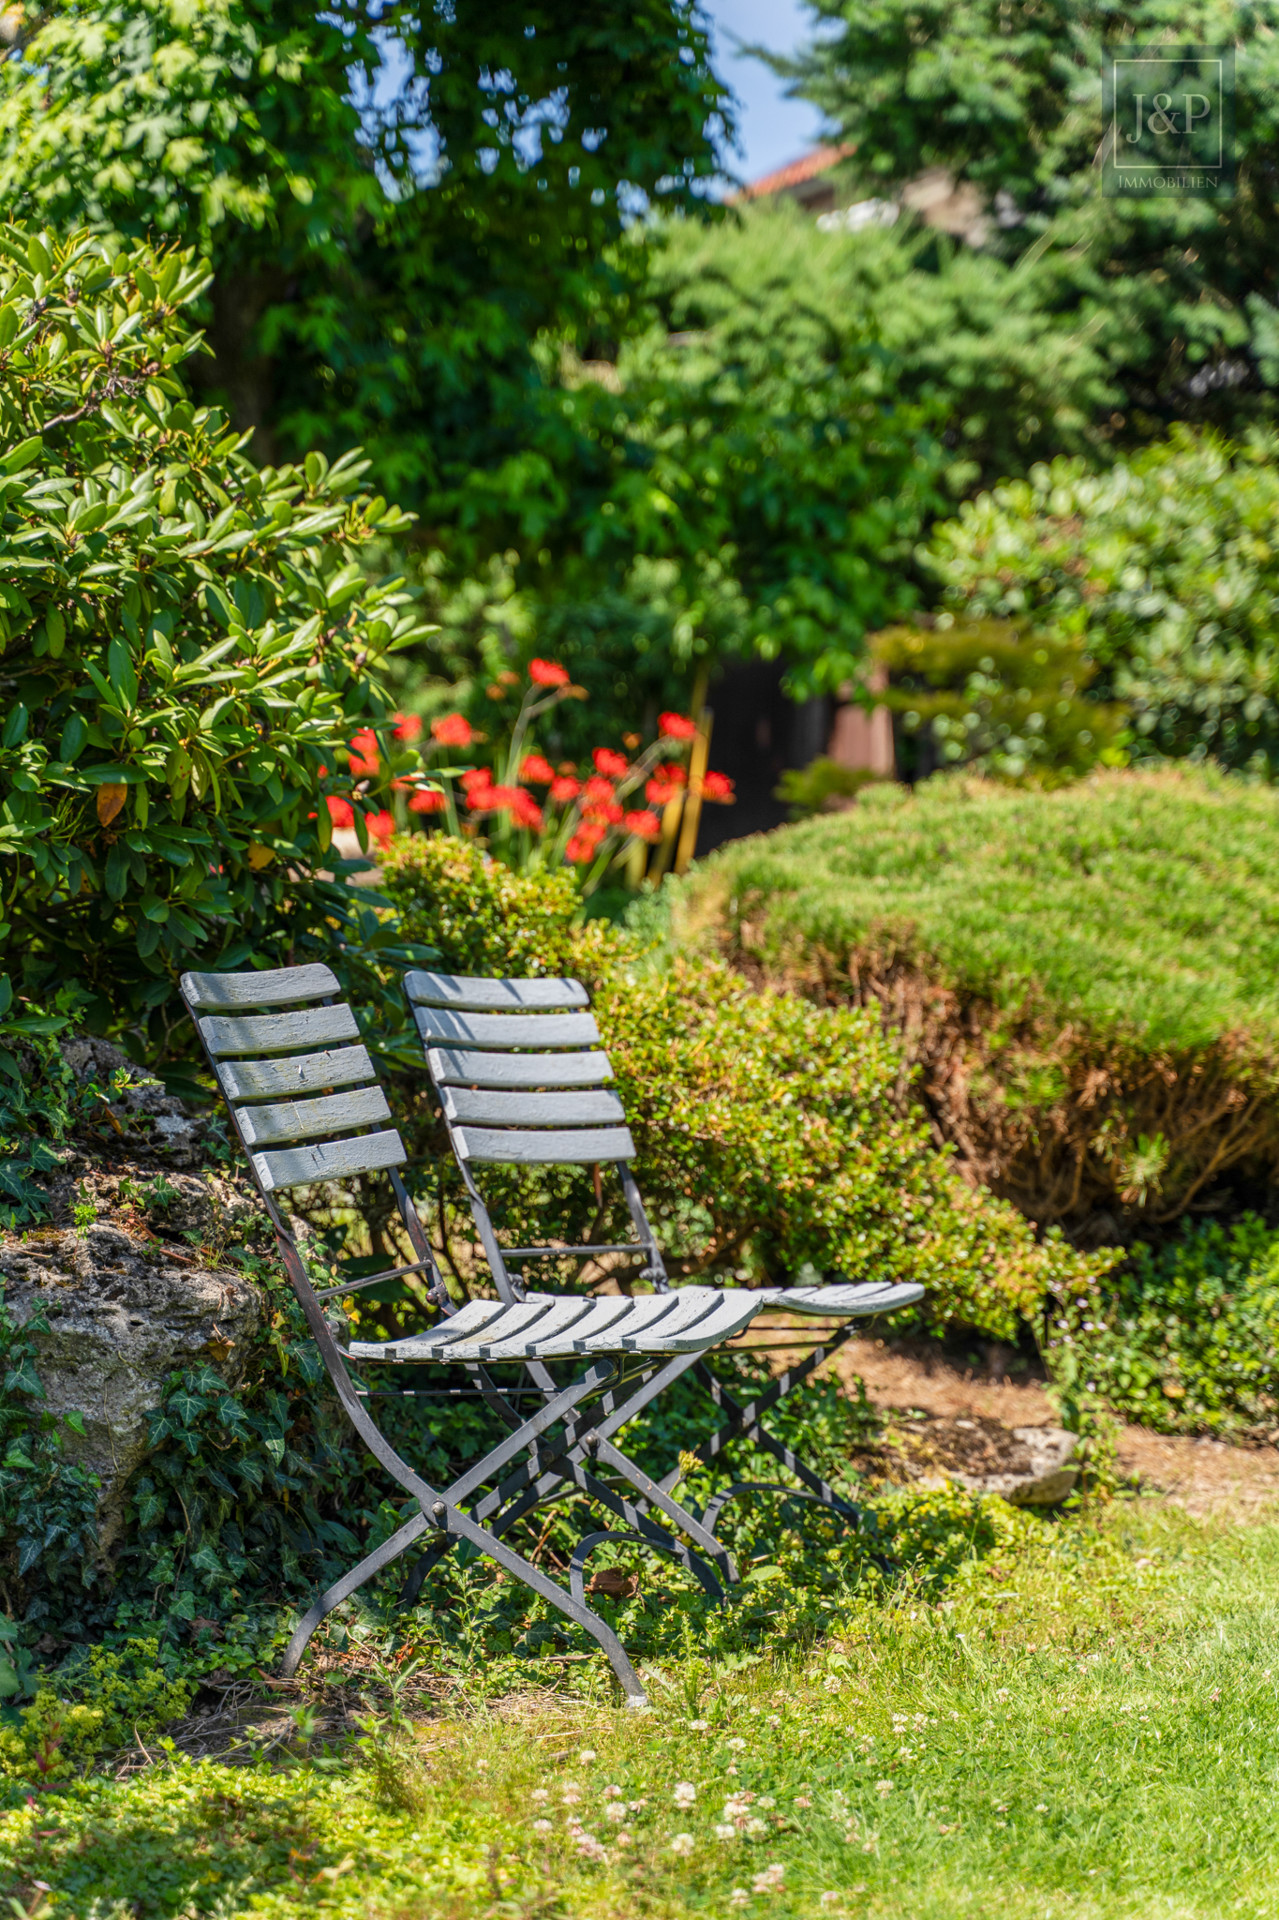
xmin=58 ymin=1035 xmax=212 ymax=1168
xmin=0 ymin=1217 xmax=264 ymax=1550
xmin=863 ymin=1411 xmax=1079 ymax=1506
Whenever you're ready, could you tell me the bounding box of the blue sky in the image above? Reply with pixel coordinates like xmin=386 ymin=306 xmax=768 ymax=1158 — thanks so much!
xmin=700 ymin=0 xmax=828 ymax=190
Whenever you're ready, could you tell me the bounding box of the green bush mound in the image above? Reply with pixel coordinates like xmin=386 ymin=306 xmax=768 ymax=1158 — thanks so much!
xmin=682 ymin=769 xmax=1279 ymax=1238
xmin=378 ymin=836 xmax=1110 ymax=1339
xmin=1053 ymin=1214 xmax=1279 ymax=1440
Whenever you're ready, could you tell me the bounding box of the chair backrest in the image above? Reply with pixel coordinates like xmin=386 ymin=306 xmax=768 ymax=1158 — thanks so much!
xmin=404 ymin=969 xmax=634 ymax=1168
xmin=181 ymin=964 xmax=406 ymax=1194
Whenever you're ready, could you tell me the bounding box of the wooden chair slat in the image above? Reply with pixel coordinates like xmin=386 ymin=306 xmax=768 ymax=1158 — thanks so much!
xmin=181 ymin=964 xmax=338 ymax=1010
xmin=216 ymin=1045 xmax=375 ymax=1104
xmin=199 ymin=1004 xmax=359 ymax=1059
xmin=412 ymin=1007 xmax=599 ymax=1051
xmin=236 ymin=1085 xmax=392 ymax=1149
xmin=405 ymin=970 xmax=588 ymax=1012
xmin=251 ymin=1127 xmax=405 ymax=1193
xmin=427 ymin=1047 xmax=613 ymax=1090
xmin=440 ymin=1087 xmax=625 ymax=1130
xmin=453 ymin=1124 xmax=634 ymax=1166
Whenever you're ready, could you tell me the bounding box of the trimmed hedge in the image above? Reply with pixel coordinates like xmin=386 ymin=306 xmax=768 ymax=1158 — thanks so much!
xmin=682 ymin=769 xmax=1279 ymax=1237
xmin=377 ymin=835 xmax=1112 ymax=1338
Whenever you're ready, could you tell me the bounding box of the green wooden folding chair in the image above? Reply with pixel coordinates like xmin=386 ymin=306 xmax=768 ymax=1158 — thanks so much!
xmin=181 ymin=961 xmax=793 ymax=1703
xmin=403 ymin=968 xmax=925 ymax=1575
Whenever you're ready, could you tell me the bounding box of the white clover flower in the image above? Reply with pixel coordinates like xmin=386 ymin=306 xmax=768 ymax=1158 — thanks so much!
xmin=673 ymin=1781 xmax=697 ymax=1807
xmin=573 ymin=1831 xmax=609 ymax=1862
xmin=606 ymin=1803 xmax=627 ymax=1823
xmin=755 ymin=1795 xmax=775 ymax=1811
xmin=531 ymin=1788 xmax=549 ymax=1803
xmin=876 ymin=1780 xmax=894 ymax=1794
xmin=714 ymin=1822 xmax=737 ymax=1840
xmin=532 ymin=1819 xmax=552 ymax=1834
xmin=745 ymin=1817 xmax=767 ymax=1837
xmin=766 ymin=1714 xmax=781 ymax=1729
xmin=561 ymin=1784 xmax=582 ymax=1805
xmin=729 ymin=1891 xmax=750 ymax=1909
xmin=603 ymin=1785 xmax=623 ymax=1800
xmin=628 ymin=1798 xmax=647 ymax=1813
xmin=689 ymin=1718 xmax=710 ymax=1731
xmin=793 ymin=1796 xmax=812 ymax=1809
xmin=752 ymin=1862 xmax=785 ymax=1892
xmin=579 ymin=1748 xmax=597 ymax=1762
xmin=1035 ymin=1803 xmax=1048 ymax=1812
xmin=824 ymin=1677 xmax=842 ymax=1693
xmin=615 ymin=1831 xmax=633 ymax=1847
xmin=727 ymin=1736 xmax=747 ymax=1751
xmin=670 ymin=1832 xmax=695 ymax=1856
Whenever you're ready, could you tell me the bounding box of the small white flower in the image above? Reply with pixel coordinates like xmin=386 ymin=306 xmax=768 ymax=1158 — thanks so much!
xmin=689 ymin=1718 xmax=710 ymax=1731
xmin=727 ymin=1735 xmax=747 ymax=1751
xmin=532 ymin=1819 xmax=552 ymax=1833
xmin=579 ymin=1748 xmax=597 ymax=1762
xmin=606 ymin=1803 xmax=628 ymax=1823
xmin=531 ymin=1788 xmax=549 ymax=1803
xmin=755 ymin=1795 xmax=775 ymax=1811
xmin=561 ymin=1784 xmax=582 ymax=1805
xmin=793 ymin=1795 xmax=812 ymax=1809
xmin=616 ymin=1830 xmax=633 ymax=1847
xmin=729 ymin=1892 xmax=750 ymax=1909
xmin=628 ymin=1798 xmax=647 ymax=1813
xmin=745 ymin=1817 xmax=767 ymax=1836
xmin=752 ymin=1862 xmax=785 ymax=1893
xmin=766 ymin=1713 xmax=781 ymax=1729
xmin=994 ymin=1689 xmax=1009 ymax=1701
xmin=876 ymin=1780 xmax=894 ymax=1795
xmin=1035 ymin=1803 xmax=1048 ymax=1812
xmin=670 ymin=1832 xmax=695 ymax=1856
xmin=824 ymin=1676 xmax=842 ymax=1693
xmin=603 ymin=1785 xmax=623 ymax=1799
xmin=714 ymin=1822 xmax=737 ymax=1840
xmin=674 ymin=1780 xmax=697 ymax=1808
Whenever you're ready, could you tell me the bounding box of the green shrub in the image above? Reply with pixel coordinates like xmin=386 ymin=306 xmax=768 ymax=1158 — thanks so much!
xmin=684 ymin=769 xmax=1279 ymax=1235
xmin=0 ymin=221 xmax=431 ymax=1038
xmin=1052 ymin=1214 xmax=1279 ymax=1437
xmin=379 ymin=836 xmax=1111 ymax=1338
xmin=872 ymin=618 xmax=1129 ymax=785
xmin=925 ymin=430 xmax=1279 ymax=776
xmin=0 ymin=1639 xmax=191 ymax=1780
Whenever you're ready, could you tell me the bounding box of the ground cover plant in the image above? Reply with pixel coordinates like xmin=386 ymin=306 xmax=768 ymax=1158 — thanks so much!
xmin=684 ymin=769 xmax=1279 ymax=1238
xmin=1 ymin=1502 xmax=1277 ymax=1917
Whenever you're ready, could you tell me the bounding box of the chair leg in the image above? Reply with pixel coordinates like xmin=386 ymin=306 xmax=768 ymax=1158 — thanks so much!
xmin=282 ymin=1509 xmax=433 ymax=1677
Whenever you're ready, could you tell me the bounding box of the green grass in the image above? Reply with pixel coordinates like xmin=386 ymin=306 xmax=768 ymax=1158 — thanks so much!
xmin=7 ymin=1503 xmax=1279 ymax=1917
xmin=688 ymin=769 xmax=1279 ymax=1063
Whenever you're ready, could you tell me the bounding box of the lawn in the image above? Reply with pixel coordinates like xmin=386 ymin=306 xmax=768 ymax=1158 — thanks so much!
xmin=6 ymin=1502 xmax=1277 ymax=1918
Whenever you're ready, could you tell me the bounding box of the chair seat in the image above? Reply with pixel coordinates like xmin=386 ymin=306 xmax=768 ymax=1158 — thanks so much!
xmin=755 ymin=1281 xmax=926 ymax=1316
xmin=348 ymin=1286 xmax=764 ymax=1364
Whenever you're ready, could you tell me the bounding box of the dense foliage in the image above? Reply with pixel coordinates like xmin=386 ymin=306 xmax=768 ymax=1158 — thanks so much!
xmin=685 ymin=771 xmax=1279 ymax=1231
xmin=924 ymin=429 xmax=1279 ymax=775
xmin=1053 ymin=1214 xmax=1279 ymax=1438
xmin=0 ymin=0 xmax=728 ymax=511
xmin=872 ymin=618 xmax=1128 ymax=785
xmin=0 ymin=222 xmax=433 ymax=1039
xmin=776 ymin=0 xmax=1279 ymax=458
xmin=378 ymin=834 xmax=1111 ymax=1335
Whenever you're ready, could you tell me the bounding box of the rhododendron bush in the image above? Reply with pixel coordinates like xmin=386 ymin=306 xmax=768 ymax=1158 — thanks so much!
xmin=328 ymin=660 xmax=735 ymax=895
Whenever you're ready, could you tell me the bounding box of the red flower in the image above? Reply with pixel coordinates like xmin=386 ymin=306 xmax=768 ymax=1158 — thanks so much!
xmin=367 ymin=810 xmax=396 ymax=846
xmin=431 ymin=712 xmax=473 ymax=747
xmin=520 ymin=753 xmax=555 ymax=784
xmin=623 ymin=809 xmax=662 ymax=841
xmin=408 ymin=788 xmax=447 ymax=814
xmin=326 ymin=796 xmax=354 ymax=829
xmin=646 ymin=767 xmax=687 ymax=806
xmin=593 ymin=747 xmax=629 ymax=779
xmin=549 ymin=775 xmax=581 ymax=803
xmin=584 ymin=802 xmax=624 ymax=827
xmin=528 ymin=658 xmax=570 ymax=687
xmin=468 ymin=782 xmax=522 ymax=815
xmin=659 ymin=712 xmax=697 ymax=741
xmin=564 ymin=834 xmax=594 ymax=864
xmin=393 ymin=712 xmax=423 ymax=743
xmin=460 ymin=766 xmax=494 ymax=793
xmin=348 ymin=728 xmax=380 ymax=778
xmin=582 ymin=775 xmax=615 ymax=805
xmin=703 ymin=770 xmax=735 ymax=803
xmin=509 ymin=788 xmax=545 ymax=831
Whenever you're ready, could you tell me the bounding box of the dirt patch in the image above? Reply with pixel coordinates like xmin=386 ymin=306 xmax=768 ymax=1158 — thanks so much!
xmin=750 ymin=1322 xmax=1279 ymax=1520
